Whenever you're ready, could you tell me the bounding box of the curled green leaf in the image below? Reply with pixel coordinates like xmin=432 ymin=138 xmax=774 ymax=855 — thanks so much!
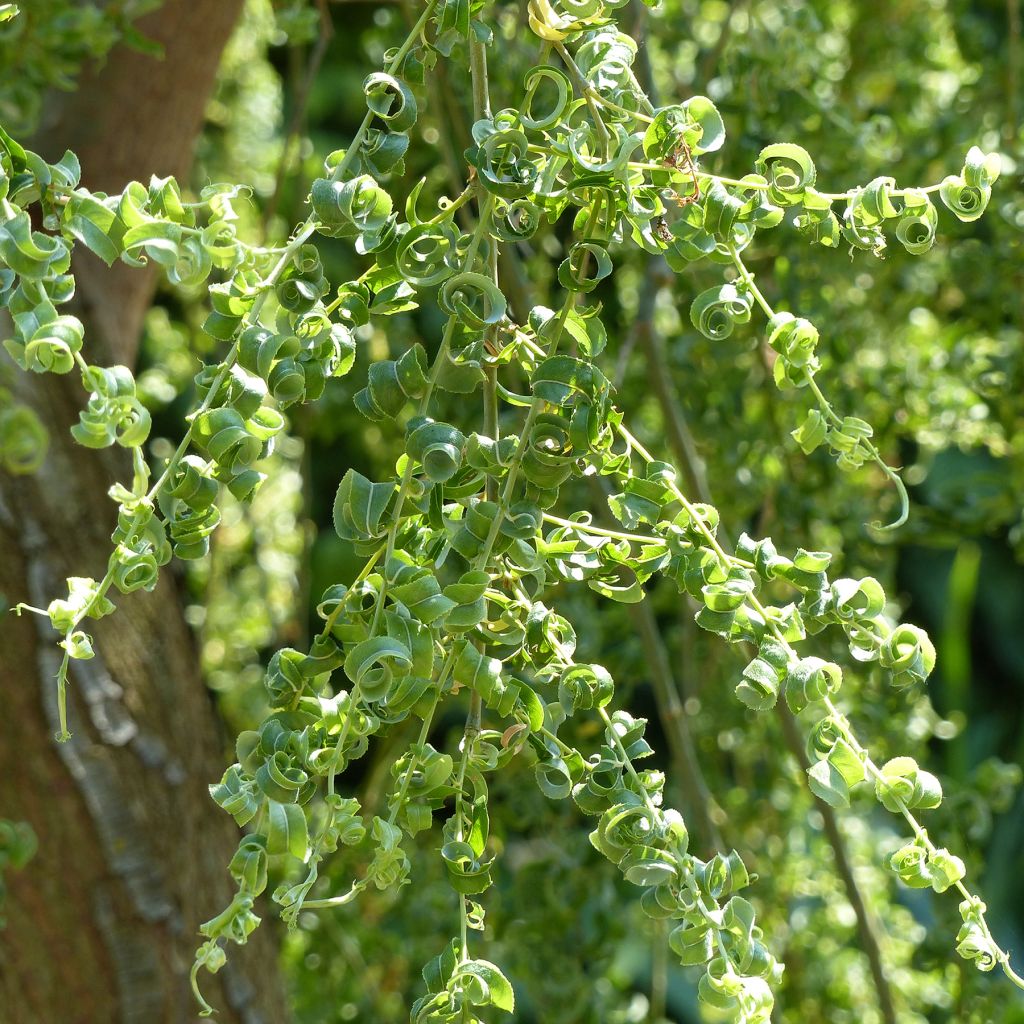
xmin=690 ymin=283 xmax=752 ymax=341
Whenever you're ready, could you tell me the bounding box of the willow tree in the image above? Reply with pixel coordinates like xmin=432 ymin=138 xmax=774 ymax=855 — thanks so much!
xmin=1 ymin=0 xmax=1022 ymax=1022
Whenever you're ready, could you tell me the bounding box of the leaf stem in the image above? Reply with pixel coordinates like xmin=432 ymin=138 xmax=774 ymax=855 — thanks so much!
xmin=727 ymin=243 xmax=909 ymax=530
xmin=541 ymin=512 xmax=662 ymax=546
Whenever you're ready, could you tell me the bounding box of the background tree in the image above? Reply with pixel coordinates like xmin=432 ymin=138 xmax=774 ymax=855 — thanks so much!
xmin=0 ymin=3 xmax=288 ymax=1022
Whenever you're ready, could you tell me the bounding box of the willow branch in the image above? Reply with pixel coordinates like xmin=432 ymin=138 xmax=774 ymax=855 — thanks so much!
xmin=622 ymin=260 xmax=901 ymax=1021
xmin=628 ymin=596 xmax=726 ymax=852
xmin=777 ymin=704 xmax=900 ymax=1024
xmin=631 ymin=256 xmax=712 ymax=503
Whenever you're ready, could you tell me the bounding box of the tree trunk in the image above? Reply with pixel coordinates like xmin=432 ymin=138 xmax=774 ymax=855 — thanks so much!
xmin=0 ymin=3 xmax=288 ymax=1021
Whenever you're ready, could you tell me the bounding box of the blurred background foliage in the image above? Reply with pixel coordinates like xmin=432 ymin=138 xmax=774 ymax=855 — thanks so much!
xmin=4 ymin=0 xmax=1024 ymax=1020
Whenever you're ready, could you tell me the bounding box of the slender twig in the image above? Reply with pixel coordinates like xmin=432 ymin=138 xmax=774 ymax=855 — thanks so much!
xmin=630 ymin=256 xmax=712 ymax=503
xmin=396 ymin=0 xmax=473 ymax=232
xmin=698 ymin=0 xmax=750 ymax=84
xmin=620 ymin=415 xmax=1024 ymax=997
xmin=454 ymin=688 xmax=482 ymax=960
xmin=611 ymin=249 xmax=903 ymax=1016
xmin=777 ymin=704 xmax=900 ymax=1024
xmin=581 ymin=464 xmax=725 ymax=854
xmin=454 ymin=27 xmax=495 ymax=966
xmin=263 ymin=0 xmax=335 ymax=231
xmin=628 ymin=593 xmax=726 ymax=852
xmin=650 ymin=917 xmax=668 ymax=1024
xmin=553 ymin=41 xmax=612 ymax=151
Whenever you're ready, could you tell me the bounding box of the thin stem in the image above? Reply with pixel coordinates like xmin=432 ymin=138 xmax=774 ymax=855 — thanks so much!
xmin=424 ymin=184 xmax=476 ymax=226
xmin=301 ymin=879 xmax=366 ymax=910
xmin=318 ymin=543 xmax=385 ymax=641
xmin=805 ymin=376 xmax=909 ymax=531
xmin=626 ymin=66 xmax=656 ymax=116
xmin=629 ymin=161 xmax=948 ymax=202
xmin=538 ymin=725 xmax=576 ymax=758
xmin=364 ymin=198 xmax=495 ymax=642
xmin=387 ymin=688 xmax=445 ymax=824
xmin=383 ymin=200 xmax=601 ymax=837
xmin=453 ymin=27 xmax=491 ymax=969
xmin=49 ymin=216 xmax=320 ymax=740
xmin=453 ymin=691 xmax=482 ymax=960
xmin=553 ymin=41 xmax=612 ymax=151
xmin=650 ymin=917 xmax=668 ymax=1023
xmin=585 ymin=86 xmax=654 ymax=125
xmin=597 ymin=703 xmax=734 ymax=967
xmin=329 ymin=0 xmax=441 ymax=184
xmin=146 ymin=220 xmax=319 ymax=505
xmin=777 ymin=703 xmax=899 ymax=1024
xmin=728 ymin=243 xmax=908 ymax=530
xmin=55 ymin=650 xmax=71 ymax=741
xmin=323 ymin=204 xmax=495 ymax=788
xmin=262 ymin=0 xmax=334 ymax=231
xmin=541 ymin=512 xmax=662 ymax=546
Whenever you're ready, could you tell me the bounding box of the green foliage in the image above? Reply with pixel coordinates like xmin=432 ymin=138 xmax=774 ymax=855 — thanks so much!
xmin=3 ymin=0 xmax=1024 ymax=1022
xmin=0 ymin=0 xmax=162 ymax=132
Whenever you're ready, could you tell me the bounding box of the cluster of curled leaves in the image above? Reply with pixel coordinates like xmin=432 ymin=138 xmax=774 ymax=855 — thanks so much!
xmin=1 ymin=0 xmax=1020 ymax=1019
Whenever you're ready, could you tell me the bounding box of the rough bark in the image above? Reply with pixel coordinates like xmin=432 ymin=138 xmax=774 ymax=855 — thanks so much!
xmin=0 ymin=3 xmax=288 ymax=1022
